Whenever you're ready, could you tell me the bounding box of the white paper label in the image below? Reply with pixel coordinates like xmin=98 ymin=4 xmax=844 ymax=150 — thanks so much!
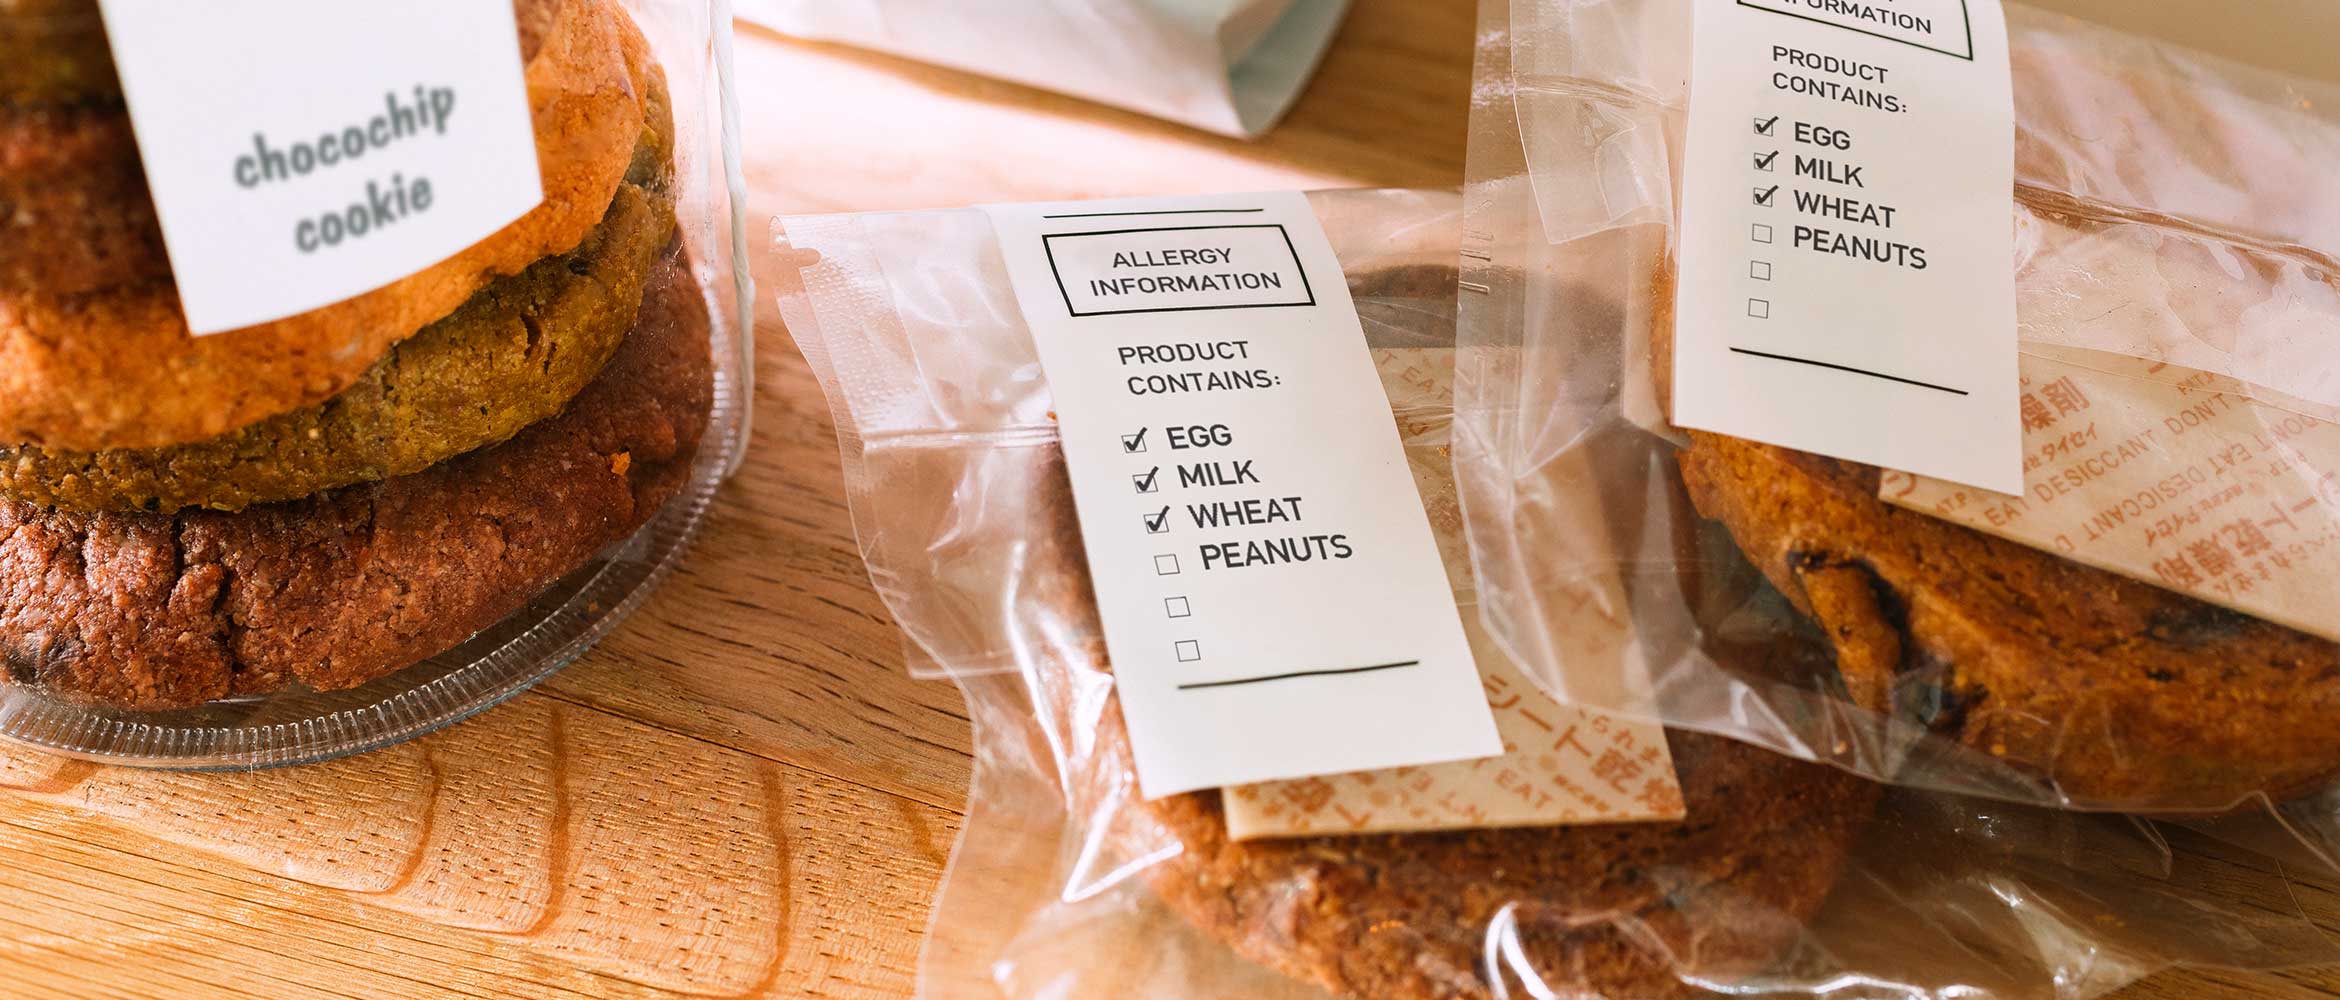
xmin=984 ymin=193 xmax=1502 ymax=799
xmin=97 ymin=0 xmax=544 ymax=335
xmin=1672 ymin=0 xmax=2022 ymax=494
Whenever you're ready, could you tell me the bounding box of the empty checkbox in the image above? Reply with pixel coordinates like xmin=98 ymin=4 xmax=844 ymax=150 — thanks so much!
xmin=1174 ymin=640 xmax=1202 ymax=662
xmin=1751 ymin=223 xmax=1774 ymax=244
xmin=1154 ymin=554 xmax=1181 ymax=576
xmin=1747 ymin=299 xmax=1771 ymax=319
xmin=1750 ymin=261 xmax=1773 ymax=281
xmin=1165 ymin=596 xmax=1192 ymax=618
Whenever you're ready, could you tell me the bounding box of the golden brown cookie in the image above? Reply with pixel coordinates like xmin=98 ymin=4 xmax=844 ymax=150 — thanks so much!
xmin=0 ymin=0 xmax=661 ymax=453
xmin=0 ymin=0 xmax=115 ymax=105
xmin=1019 ymin=518 xmax=1874 ymax=999
xmin=1128 ymin=709 xmax=1875 ymax=1000
xmin=0 ymin=106 xmax=157 ymax=292
xmin=0 ymin=0 xmax=567 ymax=108
xmin=0 ymin=258 xmax=713 ymax=711
xmin=0 ymin=175 xmax=673 ymax=513
xmin=1640 ymin=224 xmax=2340 ymax=812
xmin=0 ymin=0 xmax=593 ymax=296
xmin=0 ymin=0 xmax=586 ymax=299
xmin=1676 ymin=430 xmax=2340 ymax=813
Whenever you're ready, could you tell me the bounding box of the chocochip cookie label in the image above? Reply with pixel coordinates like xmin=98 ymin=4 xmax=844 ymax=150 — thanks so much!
xmin=1885 ymin=354 xmax=2340 ymax=644
xmin=985 ymin=192 xmax=1501 ymax=799
xmin=97 ymin=0 xmax=544 ymax=335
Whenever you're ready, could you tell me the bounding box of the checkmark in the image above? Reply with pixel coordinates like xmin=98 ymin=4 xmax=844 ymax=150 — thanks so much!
xmin=1753 ymin=115 xmax=1779 ymax=136
xmin=1143 ymin=506 xmax=1171 ymax=534
xmin=1133 ymin=467 xmax=1160 ymax=494
xmin=1753 ymin=185 xmax=1779 ymax=207
xmin=1754 ymin=150 xmax=1779 ymax=171
xmin=1121 ymin=428 xmax=1149 ymax=453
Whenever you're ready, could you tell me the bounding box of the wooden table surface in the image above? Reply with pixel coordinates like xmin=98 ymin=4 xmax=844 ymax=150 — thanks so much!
xmin=0 ymin=3 xmax=2334 ymax=998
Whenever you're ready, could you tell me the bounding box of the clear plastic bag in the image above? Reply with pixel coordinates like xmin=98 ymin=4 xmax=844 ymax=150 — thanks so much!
xmin=1454 ymin=0 xmax=2340 ymax=826
xmin=736 ymin=0 xmax=1351 ymax=138
xmin=778 ymin=188 xmax=2340 ymax=999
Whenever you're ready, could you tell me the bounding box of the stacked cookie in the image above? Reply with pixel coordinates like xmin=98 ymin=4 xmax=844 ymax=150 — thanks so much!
xmin=0 ymin=0 xmax=713 ymax=709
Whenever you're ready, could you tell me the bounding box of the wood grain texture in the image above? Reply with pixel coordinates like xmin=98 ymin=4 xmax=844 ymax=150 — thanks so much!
xmin=0 ymin=0 xmax=2329 ymax=997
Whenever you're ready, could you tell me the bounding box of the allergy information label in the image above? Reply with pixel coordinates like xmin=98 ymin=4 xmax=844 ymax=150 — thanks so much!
xmin=97 ymin=0 xmax=544 ymax=335
xmin=984 ymin=193 xmax=1502 ymax=799
xmin=1672 ymin=0 xmax=2023 ymax=494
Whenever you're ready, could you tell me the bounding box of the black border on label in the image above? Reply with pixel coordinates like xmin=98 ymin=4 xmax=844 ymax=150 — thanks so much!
xmin=1042 ymin=223 xmax=1317 ymax=318
xmin=1736 ymin=0 xmax=1975 ymax=61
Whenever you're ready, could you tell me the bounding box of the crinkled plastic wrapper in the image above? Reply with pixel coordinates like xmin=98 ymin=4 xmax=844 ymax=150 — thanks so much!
xmin=779 ymin=189 xmax=2340 ymax=999
xmin=1456 ymin=0 xmax=2340 ymax=840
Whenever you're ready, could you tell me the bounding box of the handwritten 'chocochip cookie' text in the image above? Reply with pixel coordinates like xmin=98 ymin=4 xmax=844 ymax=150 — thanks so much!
xmin=233 ymin=85 xmax=458 ymax=254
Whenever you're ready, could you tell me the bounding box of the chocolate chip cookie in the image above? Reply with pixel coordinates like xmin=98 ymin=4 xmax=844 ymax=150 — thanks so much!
xmin=1127 ymin=710 xmax=1873 ymax=1000
xmin=1676 ymin=428 xmax=2340 ymax=812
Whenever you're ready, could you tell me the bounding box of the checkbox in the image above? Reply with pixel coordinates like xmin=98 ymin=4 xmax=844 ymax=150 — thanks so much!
xmin=1132 ymin=467 xmax=1160 ymax=494
xmin=1750 ymin=260 xmax=1772 ymax=281
xmin=1143 ymin=506 xmax=1172 ymax=534
xmin=1121 ymin=428 xmax=1149 ymax=454
xmin=1753 ymin=115 xmax=1780 ymax=137
xmin=1747 ymin=298 xmax=1771 ymax=319
xmin=1174 ymin=640 xmax=1202 ymax=663
xmin=1165 ymin=596 xmax=1192 ymax=619
xmin=1754 ymin=150 xmax=1779 ymax=172
xmin=1753 ymin=185 xmax=1779 ymax=208
xmin=1752 ymin=223 xmax=1774 ymax=244
xmin=1154 ymin=554 xmax=1181 ymax=576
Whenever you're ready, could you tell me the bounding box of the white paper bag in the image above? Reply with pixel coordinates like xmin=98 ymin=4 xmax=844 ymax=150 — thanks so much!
xmin=738 ymin=0 xmax=1351 ymax=137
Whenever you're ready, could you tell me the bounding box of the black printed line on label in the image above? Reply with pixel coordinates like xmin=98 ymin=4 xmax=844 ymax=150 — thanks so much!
xmin=1039 ymin=223 xmax=1316 ymax=318
xmin=1729 ymin=347 xmax=1968 ymax=395
xmin=1041 ymin=208 xmax=1269 ymax=220
xmin=1177 ymin=660 xmax=1421 ymax=691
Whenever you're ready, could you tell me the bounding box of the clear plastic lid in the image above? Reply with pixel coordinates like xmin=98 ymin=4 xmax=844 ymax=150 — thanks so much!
xmin=0 ymin=0 xmax=753 ymax=767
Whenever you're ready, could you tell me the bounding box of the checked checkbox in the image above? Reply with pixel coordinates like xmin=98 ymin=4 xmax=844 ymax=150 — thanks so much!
xmin=1753 ymin=115 xmax=1780 ymax=137
xmin=1754 ymin=150 xmax=1779 ymax=172
xmin=1753 ymin=185 xmax=1780 ymax=208
xmin=1142 ymin=506 xmax=1172 ymax=534
xmin=1121 ymin=428 xmax=1149 ymax=454
xmin=1132 ymin=467 xmax=1160 ymax=494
